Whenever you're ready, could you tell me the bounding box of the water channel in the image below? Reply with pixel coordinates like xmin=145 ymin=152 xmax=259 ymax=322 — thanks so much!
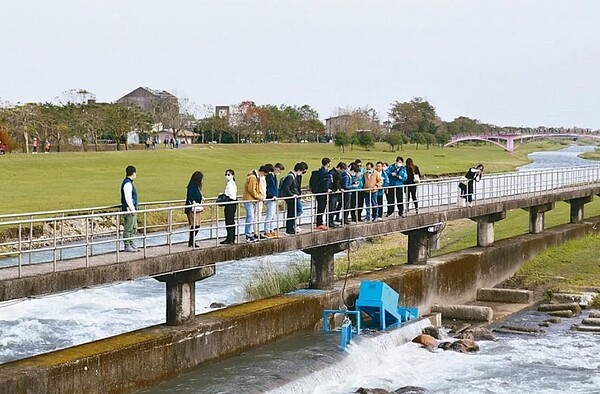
xmin=0 ymin=145 xmax=598 ymax=393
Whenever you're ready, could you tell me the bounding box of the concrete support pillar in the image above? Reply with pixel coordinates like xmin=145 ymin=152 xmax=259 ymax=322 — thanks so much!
xmin=403 ymin=223 xmax=445 ymax=265
xmin=303 ymin=243 xmax=346 ymax=290
xmin=471 ymin=211 xmax=506 ymax=247
xmin=568 ymin=196 xmax=592 ymax=224
xmin=524 ymin=203 xmax=554 ymax=234
xmin=155 ymin=265 xmax=215 ymax=326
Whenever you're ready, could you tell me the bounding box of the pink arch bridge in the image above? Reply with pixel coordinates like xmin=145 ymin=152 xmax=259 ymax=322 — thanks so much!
xmin=445 ymin=133 xmax=600 ymax=152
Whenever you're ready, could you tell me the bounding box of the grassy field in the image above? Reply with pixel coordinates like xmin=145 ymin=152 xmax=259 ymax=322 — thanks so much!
xmin=0 ymin=140 xmax=563 ymax=214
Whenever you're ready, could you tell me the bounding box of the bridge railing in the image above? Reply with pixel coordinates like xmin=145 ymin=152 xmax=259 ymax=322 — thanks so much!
xmin=1 ymin=165 xmax=599 ymax=277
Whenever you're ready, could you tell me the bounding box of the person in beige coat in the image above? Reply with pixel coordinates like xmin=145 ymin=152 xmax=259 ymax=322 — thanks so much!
xmin=243 ymin=166 xmax=267 ymax=242
xmin=363 ymin=162 xmax=383 ymax=221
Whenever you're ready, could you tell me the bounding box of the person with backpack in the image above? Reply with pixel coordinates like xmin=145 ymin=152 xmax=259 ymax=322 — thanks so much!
xmin=386 ymin=156 xmax=408 ymax=217
xmin=279 ymin=163 xmax=305 ymax=234
xmin=459 ymin=164 xmax=484 ymax=207
xmin=310 ymin=157 xmax=331 ymax=230
xmin=327 ymin=164 xmax=342 ymax=228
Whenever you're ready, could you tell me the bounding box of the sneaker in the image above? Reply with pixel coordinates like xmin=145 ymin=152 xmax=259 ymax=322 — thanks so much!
xmin=400 ymin=212 xmax=407 ymax=218
xmin=285 ymin=230 xmax=297 ymax=235
xmin=264 ymin=232 xmax=276 ymax=239
xmin=467 ymin=202 xmax=473 ymax=207
xmin=246 ymin=236 xmax=257 ymax=243
xmin=123 ymin=246 xmax=137 ymax=253
xmin=220 ymin=239 xmax=234 ymax=245
xmin=375 ymin=217 xmax=383 ymax=222
xmin=295 ymin=227 xmax=303 ymax=233
xmin=316 ymin=225 xmax=328 ymax=230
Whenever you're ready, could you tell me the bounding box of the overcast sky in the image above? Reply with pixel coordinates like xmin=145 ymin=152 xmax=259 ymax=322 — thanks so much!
xmin=1 ymin=1 xmax=599 ymax=128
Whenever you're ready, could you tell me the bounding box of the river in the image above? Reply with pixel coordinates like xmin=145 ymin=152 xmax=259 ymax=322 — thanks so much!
xmin=0 ymin=145 xmax=598 ymax=393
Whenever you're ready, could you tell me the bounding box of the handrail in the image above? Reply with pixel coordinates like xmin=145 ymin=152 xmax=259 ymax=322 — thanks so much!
xmin=0 ymin=165 xmax=599 ymax=279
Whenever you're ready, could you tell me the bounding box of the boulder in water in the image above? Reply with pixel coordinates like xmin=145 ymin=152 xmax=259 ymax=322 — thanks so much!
xmin=589 ymin=311 xmax=600 ymax=319
xmin=422 ymin=326 xmax=442 ymax=340
xmin=356 ymin=388 xmax=391 ymax=394
xmin=538 ymin=303 xmax=581 ymax=315
xmin=412 ymin=334 xmax=438 ymax=348
xmin=544 ymin=317 xmax=561 ymax=324
xmin=209 ymin=302 xmax=226 ymax=309
xmin=393 ymin=386 xmax=430 ymax=394
xmin=438 ymin=339 xmax=479 ymax=353
xmin=455 ymin=328 xmax=496 ymax=341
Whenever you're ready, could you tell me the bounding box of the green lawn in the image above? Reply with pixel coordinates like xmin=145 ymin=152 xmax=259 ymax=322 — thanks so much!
xmin=0 ymin=140 xmax=562 ymax=214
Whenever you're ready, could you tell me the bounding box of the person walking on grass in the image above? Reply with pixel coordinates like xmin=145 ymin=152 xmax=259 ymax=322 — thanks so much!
xmin=185 ymin=171 xmax=204 ymax=247
xmin=405 ymin=158 xmax=422 ymax=214
xmin=279 ymin=163 xmax=305 ymax=235
xmin=220 ymin=169 xmax=237 ymax=245
xmin=264 ymin=163 xmax=284 ymax=238
xmin=120 ymin=165 xmax=139 ymax=252
xmin=243 ymin=166 xmax=267 ymax=243
xmin=363 ymin=162 xmax=383 ymax=221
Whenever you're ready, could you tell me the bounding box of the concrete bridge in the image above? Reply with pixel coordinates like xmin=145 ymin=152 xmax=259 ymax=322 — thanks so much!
xmin=1 ymin=166 xmax=600 ymax=325
xmin=445 ymin=133 xmax=600 ymax=151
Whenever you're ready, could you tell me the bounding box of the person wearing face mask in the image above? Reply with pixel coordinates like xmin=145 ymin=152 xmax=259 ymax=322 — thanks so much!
xmin=340 ymin=162 xmax=358 ymax=224
xmin=243 ymin=166 xmax=267 ymax=242
xmin=363 ymin=162 xmax=383 ymax=221
xmin=220 ymin=169 xmax=238 ymax=244
xmin=351 ymin=159 xmax=365 ymax=222
xmin=376 ymin=162 xmax=389 ymax=220
xmin=279 ymin=162 xmax=305 ymax=234
xmin=386 ymin=156 xmax=408 ymax=217
xmin=256 ymin=164 xmax=273 ymax=239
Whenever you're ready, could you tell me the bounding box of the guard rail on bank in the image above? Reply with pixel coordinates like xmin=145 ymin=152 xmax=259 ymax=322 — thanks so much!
xmin=1 ymin=165 xmax=599 ymax=277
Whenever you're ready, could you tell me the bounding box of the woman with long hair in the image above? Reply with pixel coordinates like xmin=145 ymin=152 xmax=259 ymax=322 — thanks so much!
xmin=221 ymin=169 xmax=238 ymax=244
xmin=405 ymin=158 xmax=421 ymax=214
xmin=185 ymin=171 xmax=204 ymax=247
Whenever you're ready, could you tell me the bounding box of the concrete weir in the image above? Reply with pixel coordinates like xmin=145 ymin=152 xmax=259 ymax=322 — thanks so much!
xmin=1 ymin=218 xmax=599 ymax=393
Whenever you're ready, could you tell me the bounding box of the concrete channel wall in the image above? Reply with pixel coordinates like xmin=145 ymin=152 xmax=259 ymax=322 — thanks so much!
xmin=1 ymin=218 xmax=599 ymax=394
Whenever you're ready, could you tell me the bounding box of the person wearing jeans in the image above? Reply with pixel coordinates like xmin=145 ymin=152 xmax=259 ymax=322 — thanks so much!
xmin=363 ymin=162 xmax=382 ymax=221
xmin=264 ymin=163 xmax=283 ymax=238
xmin=242 ymin=166 xmax=267 ymax=242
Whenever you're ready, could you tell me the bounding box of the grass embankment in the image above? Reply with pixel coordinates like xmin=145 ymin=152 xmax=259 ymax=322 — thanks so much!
xmin=579 ymin=148 xmax=600 ymax=161
xmin=0 ymin=140 xmax=561 ymax=214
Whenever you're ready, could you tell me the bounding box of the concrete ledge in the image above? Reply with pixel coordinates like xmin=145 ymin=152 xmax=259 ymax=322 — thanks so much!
xmin=476 ymin=288 xmax=533 ymax=304
xmin=1 ymin=218 xmax=600 ymax=393
xmin=538 ymin=303 xmax=582 ymax=315
xmin=431 ymin=305 xmax=493 ymax=322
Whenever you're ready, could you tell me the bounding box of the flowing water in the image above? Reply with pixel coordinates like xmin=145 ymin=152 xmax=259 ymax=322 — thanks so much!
xmin=1 ymin=144 xmax=599 ymax=393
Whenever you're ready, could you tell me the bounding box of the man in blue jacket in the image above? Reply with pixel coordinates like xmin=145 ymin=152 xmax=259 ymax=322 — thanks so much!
xmin=340 ymin=162 xmax=359 ymax=224
xmin=312 ymin=157 xmax=331 ymax=230
xmin=386 ymin=156 xmax=408 ymax=217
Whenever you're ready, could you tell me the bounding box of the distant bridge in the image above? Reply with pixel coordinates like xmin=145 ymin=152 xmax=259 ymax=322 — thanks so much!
xmin=445 ymin=133 xmax=600 ymax=152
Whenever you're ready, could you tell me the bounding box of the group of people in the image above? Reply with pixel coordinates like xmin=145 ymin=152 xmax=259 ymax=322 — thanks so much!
xmin=31 ymin=137 xmax=51 ymax=154
xmin=119 ymin=160 xmax=484 ymax=251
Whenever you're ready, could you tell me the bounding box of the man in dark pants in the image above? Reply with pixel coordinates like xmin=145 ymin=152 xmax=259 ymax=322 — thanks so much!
xmin=279 ymin=163 xmax=305 ymax=234
xmin=327 ymin=163 xmax=342 ymax=227
xmin=313 ymin=157 xmax=331 ymax=230
xmin=386 ymin=156 xmax=408 ymax=217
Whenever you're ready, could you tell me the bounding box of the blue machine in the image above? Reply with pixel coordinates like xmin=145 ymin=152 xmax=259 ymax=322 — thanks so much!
xmin=323 ymin=280 xmax=419 ymax=350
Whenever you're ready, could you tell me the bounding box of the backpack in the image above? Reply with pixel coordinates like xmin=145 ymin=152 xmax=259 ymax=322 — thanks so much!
xmin=309 ymin=169 xmax=321 ymax=193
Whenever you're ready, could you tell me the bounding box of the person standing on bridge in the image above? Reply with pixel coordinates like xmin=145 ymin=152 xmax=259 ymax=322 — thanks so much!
xmin=405 ymin=158 xmax=421 ymax=214
xmin=279 ymin=163 xmax=305 ymax=235
xmin=120 ymin=165 xmax=139 ymax=252
xmin=264 ymin=163 xmax=284 ymax=238
xmin=243 ymin=166 xmax=267 ymax=242
xmin=185 ymin=171 xmax=204 ymax=247
xmin=220 ymin=169 xmax=237 ymax=245
xmin=459 ymin=164 xmax=484 ymax=207
xmin=386 ymin=156 xmax=408 ymax=217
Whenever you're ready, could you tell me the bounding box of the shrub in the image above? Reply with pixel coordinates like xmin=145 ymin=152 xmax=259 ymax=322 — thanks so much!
xmin=244 ymin=261 xmax=310 ymax=300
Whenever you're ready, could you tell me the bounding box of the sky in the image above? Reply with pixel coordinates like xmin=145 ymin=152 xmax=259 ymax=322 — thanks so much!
xmin=1 ymin=0 xmax=599 ymax=128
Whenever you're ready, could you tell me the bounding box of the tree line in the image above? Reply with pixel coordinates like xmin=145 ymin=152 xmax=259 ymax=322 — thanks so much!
xmin=0 ymin=89 xmax=568 ymax=154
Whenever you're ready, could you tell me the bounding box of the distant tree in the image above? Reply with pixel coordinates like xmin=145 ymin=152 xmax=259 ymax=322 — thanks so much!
xmin=445 ymin=116 xmax=484 ymax=136
xmin=384 ymin=131 xmax=406 ymax=151
xmin=0 ymin=122 xmax=15 ymax=152
xmin=104 ymin=104 xmax=152 ymax=151
xmin=356 ymin=130 xmax=375 ymax=151
xmin=411 ymin=132 xmax=427 ymax=150
xmin=423 ymin=133 xmax=436 ymax=149
xmin=435 ymin=131 xmax=451 ymax=147
xmin=333 ymin=131 xmax=350 ymax=153
xmin=389 ymin=97 xmax=438 ymax=139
